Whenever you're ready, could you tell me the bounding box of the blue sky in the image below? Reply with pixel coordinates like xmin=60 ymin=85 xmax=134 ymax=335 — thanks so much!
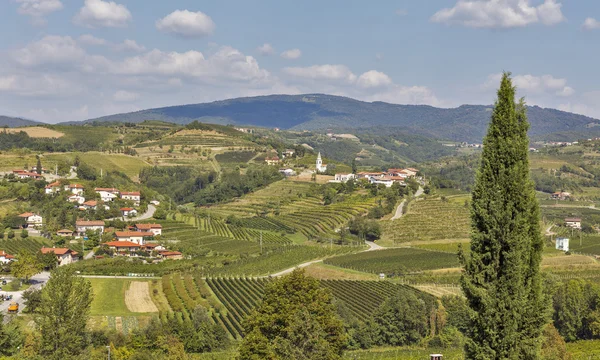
xmin=1 ymin=0 xmax=599 ymax=123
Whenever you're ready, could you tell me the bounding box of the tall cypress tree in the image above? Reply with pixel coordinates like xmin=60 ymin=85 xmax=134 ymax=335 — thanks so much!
xmin=460 ymin=72 xmax=548 ymax=359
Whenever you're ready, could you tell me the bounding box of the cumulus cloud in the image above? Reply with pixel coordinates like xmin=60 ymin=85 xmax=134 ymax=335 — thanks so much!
xmin=431 ymin=0 xmax=565 ymax=28
xmin=13 ymin=35 xmax=87 ymax=67
xmin=156 ymin=10 xmax=215 ymax=38
xmin=15 ymin=0 xmax=62 ymax=24
xmin=485 ymin=73 xmax=574 ymax=97
xmin=257 ymin=43 xmax=275 ymax=56
xmin=113 ymin=90 xmax=139 ymax=102
xmin=357 ymin=70 xmax=393 ymax=88
xmin=280 ymin=49 xmax=302 ymax=60
xmin=78 ymin=34 xmax=108 ymax=46
xmin=582 ymin=17 xmax=600 ymax=30
xmin=0 ymin=73 xmax=83 ymax=97
xmin=73 ymin=0 xmax=132 ymax=28
xmin=283 ymin=65 xmax=356 ymax=83
xmin=115 ymin=39 xmax=146 ymax=52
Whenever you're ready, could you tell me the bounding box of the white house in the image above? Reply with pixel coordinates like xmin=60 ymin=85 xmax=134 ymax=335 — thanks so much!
xmin=121 ymin=207 xmax=138 ymax=217
xmin=95 ymin=188 xmax=119 ymax=202
xmin=81 ymin=200 xmax=98 ymax=210
xmin=135 ymin=223 xmax=162 ymax=236
xmin=565 ymin=218 xmax=582 ymax=229
xmin=18 ymin=212 xmax=43 ymax=228
xmin=556 ymin=237 xmax=570 ymax=252
xmin=76 ymin=220 xmax=105 ymax=235
xmin=14 ymin=171 xmax=44 ymax=180
xmin=40 ymin=247 xmax=78 ymax=266
xmin=279 ymin=168 xmax=296 ymax=177
xmin=56 ymin=229 xmax=74 ymax=237
xmin=316 ymin=152 xmax=327 ymax=173
xmin=45 ymin=181 xmax=61 ymax=194
xmin=334 ymin=173 xmax=356 ymax=183
xmin=67 ymin=194 xmax=86 ymax=205
xmin=265 ymin=156 xmax=280 ymax=166
xmin=0 ymin=250 xmax=15 ymax=264
xmin=115 ymin=231 xmax=154 ymax=245
xmin=121 ymin=191 xmax=141 ymax=206
xmin=104 ymin=241 xmax=141 ymax=255
xmin=64 ymin=184 xmax=84 ymax=195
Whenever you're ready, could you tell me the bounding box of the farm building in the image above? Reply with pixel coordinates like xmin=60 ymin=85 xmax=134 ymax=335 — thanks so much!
xmin=41 ymin=247 xmax=78 ymax=266
xmin=565 ymin=218 xmax=582 ymax=229
xmin=115 ymin=231 xmax=154 ymax=245
xmin=56 ymin=229 xmax=74 ymax=237
xmin=556 ymin=238 xmax=570 ymax=252
xmin=121 ymin=191 xmax=141 ymax=206
xmin=134 ymin=223 xmax=162 ymax=236
xmin=18 ymin=212 xmax=43 ymax=228
xmin=0 ymin=250 xmax=15 ymax=264
xmin=76 ymin=220 xmax=105 ymax=235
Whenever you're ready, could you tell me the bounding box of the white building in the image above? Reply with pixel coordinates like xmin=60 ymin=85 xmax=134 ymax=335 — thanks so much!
xmin=95 ymin=188 xmax=120 ymax=202
xmin=76 ymin=220 xmax=105 ymax=235
xmin=316 ymin=152 xmax=327 ymax=173
xmin=18 ymin=212 xmax=43 ymax=228
xmin=41 ymin=247 xmax=78 ymax=266
xmin=45 ymin=181 xmax=61 ymax=194
xmin=121 ymin=191 xmax=141 ymax=206
xmin=64 ymin=184 xmax=84 ymax=195
xmin=565 ymin=218 xmax=582 ymax=230
xmin=333 ymin=173 xmax=356 ymax=183
xmin=68 ymin=194 xmax=86 ymax=205
xmin=115 ymin=231 xmax=154 ymax=245
xmin=0 ymin=250 xmax=15 ymax=264
xmin=556 ymin=237 xmax=570 ymax=252
xmin=135 ymin=223 xmax=163 ymax=236
xmin=120 ymin=207 xmax=138 ymax=217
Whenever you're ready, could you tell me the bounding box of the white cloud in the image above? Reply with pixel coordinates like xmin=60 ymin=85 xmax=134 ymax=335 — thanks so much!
xmin=78 ymin=34 xmax=107 ymax=46
xmin=283 ymin=65 xmax=356 ymax=83
xmin=113 ymin=90 xmax=139 ymax=102
xmin=280 ymin=49 xmax=302 ymax=60
xmin=15 ymin=0 xmax=62 ymax=24
xmin=431 ymin=0 xmax=565 ymax=28
xmin=357 ymin=70 xmax=393 ymax=88
xmin=156 ymin=10 xmax=215 ymax=38
xmin=257 ymin=43 xmax=275 ymax=56
xmin=73 ymin=0 xmax=132 ymax=28
xmin=115 ymin=39 xmax=146 ymax=52
xmin=13 ymin=35 xmax=87 ymax=67
xmin=582 ymin=17 xmax=600 ymax=30
xmin=0 ymin=73 xmax=82 ymax=97
xmin=484 ymin=73 xmax=573 ymax=97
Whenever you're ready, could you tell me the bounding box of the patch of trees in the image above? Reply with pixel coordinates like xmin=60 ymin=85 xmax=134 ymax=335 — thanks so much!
xmin=140 ymin=166 xmax=217 ymax=203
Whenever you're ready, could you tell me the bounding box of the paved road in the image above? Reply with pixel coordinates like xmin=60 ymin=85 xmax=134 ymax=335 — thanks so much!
xmin=365 ymin=241 xmax=384 ymax=251
xmin=0 ymin=272 xmax=50 ymax=318
xmin=84 ymin=250 xmax=95 ymax=260
xmin=391 ymin=186 xmax=424 ymax=221
xmin=106 ymin=204 xmax=156 ymax=221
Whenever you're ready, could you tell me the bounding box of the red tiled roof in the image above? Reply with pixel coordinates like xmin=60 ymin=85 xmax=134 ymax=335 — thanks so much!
xmin=115 ymin=231 xmax=153 ymax=237
xmin=143 ymin=243 xmax=159 ymax=248
xmin=121 ymin=191 xmax=141 ymax=196
xmin=45 ymin=181 xmax=60 ymax=188
xmin=76 ymin=220 xmax=105 ymax=226
xmin=105 ymin=241 xmax=141 ymax=248
xmin=565 ymin=218 xmax=582 ymax=222
xmin=57 ymin=229 xmax=73 ymax=234
xmin=41 ymin=247 xmax=73 ymax=255
xmin=120 ymin=207 xmax=135 ymax=211
xmin=69 ymin=184 xmax=84 ymax=188
xmin=161 ymin=251 xmax=182 ymax=256
xmin=18 ymin=212 xmax=35 ymax=218
xmin=135 ymin=223 xmax=162 ymax=230
xmin=83 ymin=200 xmax=97 ymax=206
xmin=13 ymin=170 xmax=27 ymax=174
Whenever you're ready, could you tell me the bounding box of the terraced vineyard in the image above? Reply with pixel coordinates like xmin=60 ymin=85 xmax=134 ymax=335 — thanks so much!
xmin=381 ymin=197 xmax=470 ymax=243
xmin=324 ymin=248 xmax=460 ymax=276
xmin=0 ymin=236 xmax=52 ymax=254
xmin=135 ymin=129 xmax=255 ymax=149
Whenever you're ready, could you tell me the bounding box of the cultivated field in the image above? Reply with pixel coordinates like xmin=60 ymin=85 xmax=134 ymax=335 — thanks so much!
xmin=89 ymin=278 xmax=158 ymax=316
xmin=124 ymin=281 xmax=159 ymax=313
xmin=5 ymin=127 xmax=64 ymax=138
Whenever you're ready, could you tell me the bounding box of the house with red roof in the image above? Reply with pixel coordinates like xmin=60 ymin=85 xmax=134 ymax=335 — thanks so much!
xmin=121 ymin=191 xmax=141 ymax=206
xmin=18 ymin=212 xmax=43 ymax=228
xmin=120 ymin=207 xmax=137 ymax=217
xmin=115 ymin=231 xmax=153 ymax=245
xmin=56 ymin=229 xmax=74 ymax=237
xmin=81 ymin=200 xmax=98 ymax=210
xmin=14 ymin=171 xmax=44 ymax=180
xmin=134 ymin=223 xmax=162 ymax=236
xmin=64 ymin=183 xmax=84 ymax=195
xmin=45 ymin=181 xmax=61 ymax=194
xmin=41 ymin=247 xmax=78 ymax=266
xmin=76 ymin=220 xmax=105 ymax=235
xmin=67 ymin=194 xmax=86 ymax=205
xmin=104 ymin=241 xmax=141 ymax=255
xmin=159 ymin=251 xmax=183 ymax=260
xmin=0 ymin=250 xmax=15 ymax=264
xmin=95 ymin=188 xmax=120 ymax=202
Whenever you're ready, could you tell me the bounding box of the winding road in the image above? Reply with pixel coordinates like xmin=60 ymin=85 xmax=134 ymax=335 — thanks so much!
xmin=1 ymin=272 xmax=50 ymax=320
xmin=391 ymin=186 xmax=424 ymax=221
xmin=106 ymin=204 xmax=156 ymax=221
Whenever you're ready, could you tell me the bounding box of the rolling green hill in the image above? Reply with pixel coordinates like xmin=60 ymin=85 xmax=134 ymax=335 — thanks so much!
xmin=0 ymin=115 xmax=42 ymax=127
xmin=76 ymin=94 xmax=599 ymax=142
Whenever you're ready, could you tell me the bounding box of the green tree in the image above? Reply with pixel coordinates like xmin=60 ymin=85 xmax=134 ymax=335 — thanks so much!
xmin=460 ymin=73 xmax=548 ymax=359
xmin=0 ymin=314 xmax=23 ymax=356
xmin=20 ymin=229 xmax=28 ymax=239
xmin=370 ymin=290 xmax=428 ymax=346
xmin=238 ymin=269 xmax=346 ymax=360
xmin=11 ymin=251 xmax=42 ymax=283
xmin=351 ymin=159 xmax=357 ymax=174
xmin=36 ymin=155 xmax=42 ymax=175
xmin=36 ymin=267 xmax=93 ymax=359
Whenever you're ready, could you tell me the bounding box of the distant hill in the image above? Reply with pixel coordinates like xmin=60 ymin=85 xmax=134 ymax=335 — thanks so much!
xmin=0 ymin=115 xmax=41 ymax=128
xmin=75 ymin=94 xmax=600 ymax=142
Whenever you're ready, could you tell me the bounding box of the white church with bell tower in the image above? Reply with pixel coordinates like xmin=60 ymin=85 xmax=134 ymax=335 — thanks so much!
xmin=316 ymin=152 xmax=327 ymax=173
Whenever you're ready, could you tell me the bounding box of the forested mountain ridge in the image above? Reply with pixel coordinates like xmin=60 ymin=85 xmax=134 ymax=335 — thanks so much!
xmin=75 ymin=94 xmax=599 ymax=142
xmin=0 ymin=115 xmax=41 ymax=127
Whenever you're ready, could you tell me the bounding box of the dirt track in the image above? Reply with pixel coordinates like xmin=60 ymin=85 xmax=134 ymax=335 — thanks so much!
xmin=124 ymin=281 xmax=158 ymax=313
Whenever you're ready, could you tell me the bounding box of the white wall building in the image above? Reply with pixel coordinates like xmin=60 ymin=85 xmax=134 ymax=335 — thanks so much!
xmin=556 ymin=237 xmax=570 ymax=252
xmin=76 ymin=220 xmax=105 ymax=235
xmin=316 ymin=152 xmax=327 ymax=173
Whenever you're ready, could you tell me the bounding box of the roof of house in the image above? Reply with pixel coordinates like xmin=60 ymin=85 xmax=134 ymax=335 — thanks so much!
xmin=45 ymin=181 xmax=61 ymax=189
xmin=94 ymin=187 xmax=120 ymax=193
xmin=135 ymin=223 xmax=162 ymax=230
xmin=265 ymin=156 xmax=280 ymax=161
xmin=57 ymin=229 xmax=73 ymax=234
xmin=115 ymin=231 xmax=154 ymax=237
xmin=13 ymin=170 xmax=27 ymax=174
xmin=121 ymin=191 xmax=141 ymax=196
xmin=565 ymin=218 xmax=582 ymax=222
xmin=76 ymin=220 xmax=105 ymax=226
xmin=406 ymin=168 xmax=419 ymax=172
xmin=104 ymin=241 xmax=141 ymax=248
xmin=143 ymin=243 xmax=159 ymax=248
xmin=41 ymin=247 xmax=73 ymax=255
xmin=18 ymin=212 xmax=35 ymax=218
xmin=83 ymin=200 xmax=97 ymax=206
xmin=69 ymin=184 xmax=84 ymax=188
xmin=20 ymin=172 xmax=42 ymax=178
xmin=120 ymin=207 xmax=135 ymax=211
xmin=160 ymin=251 xmax=182 ymax=256
xmin=0 ymin=250 xmax=13 ymax=257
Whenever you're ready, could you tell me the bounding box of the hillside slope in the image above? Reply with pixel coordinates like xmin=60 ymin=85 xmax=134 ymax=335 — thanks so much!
xmin=77 ymin=94 xmax=599 ymax=142
xmin=0 ymin=115 xmax=41 ymax=127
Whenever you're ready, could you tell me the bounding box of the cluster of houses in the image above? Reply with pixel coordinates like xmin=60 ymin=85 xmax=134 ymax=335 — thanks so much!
xmin=264 ymin=149 xmax=296 ymax=166
xmin=44 ymin=182 xmax=142 ymax=217
xmin=12 ymin=169 xmax=44 ymax=180
xmin=551 ymin=191 xmax=572 ymax=201
xmin=329 ymin=167 xmax=419 ymax=188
